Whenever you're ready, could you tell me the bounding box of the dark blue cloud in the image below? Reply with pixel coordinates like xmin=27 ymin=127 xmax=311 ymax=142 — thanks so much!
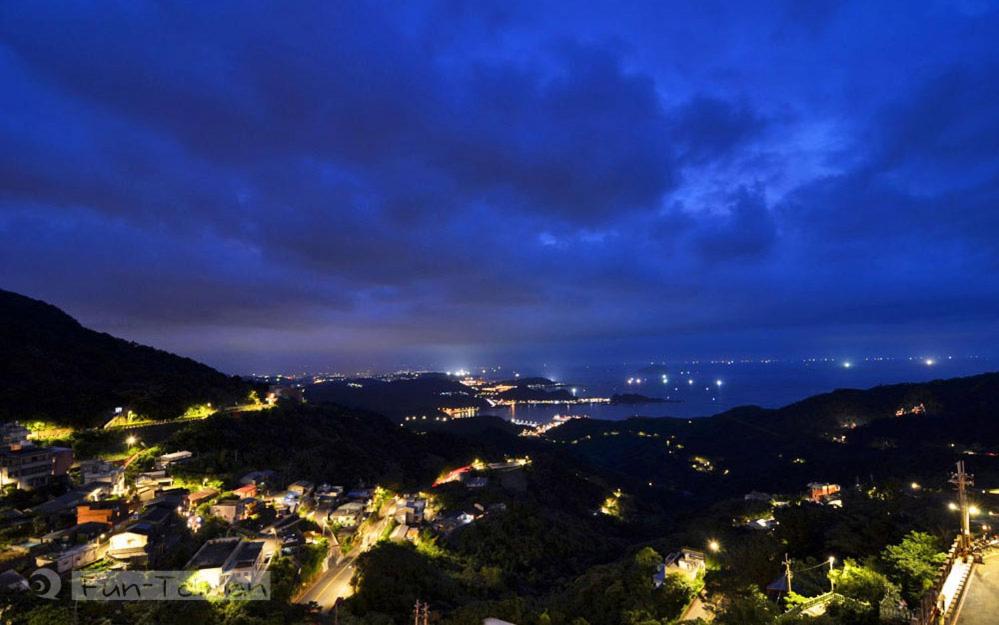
xmin=0 ymin=1 xmax=997 ymax=371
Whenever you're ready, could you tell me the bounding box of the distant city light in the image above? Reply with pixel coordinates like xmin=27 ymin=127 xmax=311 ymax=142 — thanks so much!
xmin=910 ymin=482 xmax=921 ymax=490
xmin=715 ymin=379 xmax=723 ymax=387
xmin=688 ymin=379 xmax=694 ymax=385
xmin=948 ymin=502 xmax=959 ymax=511
xmin=842 ymin=361 xmax=852 ymax=369
xmin=970 ymin=505 xmax=981 ymax=516
xmin=925 ymin=358 xmax=936 ymax=366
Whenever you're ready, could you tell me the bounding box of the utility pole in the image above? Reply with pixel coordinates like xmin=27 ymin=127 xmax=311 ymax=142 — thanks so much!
xmin=950 ymin=461 xmax=974 ymax=551
xmin=783 ymin=554 xmax=793 ymax=596
xmin=413 ymin=600 xmax=429 ymax=625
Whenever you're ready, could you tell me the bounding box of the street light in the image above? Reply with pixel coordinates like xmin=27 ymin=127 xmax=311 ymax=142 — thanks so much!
xmin=125 ymin=435 xmax=137 ymax=447
xmin=910 ymin=482 xmax=921 ymax=490
xmin=707 ymin=539 xmax=720 ymax=553
xmin=948 ymin=502 xmax=959 ymax=511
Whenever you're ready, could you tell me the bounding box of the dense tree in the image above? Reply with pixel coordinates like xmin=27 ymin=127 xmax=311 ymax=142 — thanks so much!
xmin=880 ymin=531 xmax=946 ymax=604
xmin=713 ymin=588 xmax=777 ymax=625
xmin=546 ymin=547 xmax=696 ymax=625
xmin=830 ymin=559 xmax=896 ymax=607
xmin=0 ymin=289 xmax=259 ymax=428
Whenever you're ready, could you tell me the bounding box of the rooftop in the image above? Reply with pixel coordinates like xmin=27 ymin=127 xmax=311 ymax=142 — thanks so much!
xmin=230 ymin=541 xmax=264 ymax=569
xmin=187 ymin=538 xmax=240 ymax=569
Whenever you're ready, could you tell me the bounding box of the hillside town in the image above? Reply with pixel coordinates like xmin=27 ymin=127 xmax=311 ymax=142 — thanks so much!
xmin=0 ymin=416 xmax=538 ymax=610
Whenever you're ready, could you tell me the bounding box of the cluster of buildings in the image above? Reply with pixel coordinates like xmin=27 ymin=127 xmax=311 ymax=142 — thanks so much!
xmin=3 ymin=412 xmax=526 ymax=600
xmin=0 ymin=440 xmax=280 ymax=596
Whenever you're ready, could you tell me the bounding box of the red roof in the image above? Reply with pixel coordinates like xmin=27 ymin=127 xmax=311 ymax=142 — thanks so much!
xmin=233 ymin=483 xmax=257 ymax=497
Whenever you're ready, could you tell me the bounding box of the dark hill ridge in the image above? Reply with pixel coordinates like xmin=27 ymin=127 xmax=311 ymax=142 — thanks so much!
xmin=548 ymin=371 xmax=999 ymax=498
xmin=716 ymin=371 xmax=999 ymax=437
xmin=0 ymin=288 xmax=255 ymax=428
xmin=304 ymin=375 xmax=490 ymax=418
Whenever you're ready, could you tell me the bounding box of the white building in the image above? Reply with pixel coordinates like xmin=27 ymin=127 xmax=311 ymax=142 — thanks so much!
xmin=79 ymin=460 xmax=127 ymax=497
xmin=331 ymin=502 xmax=366 ymax=527
xmin=108 ymin=524 xmax=153 ymax=560
xmin=156 ymin=451 xmax=193 ymax=469
xmin=0 ymin=422 xmax=30 ymax=447
xmin=186 ymin=538 xmax=268 ymax=591
xmin=36 ymin=542 xmax=104 ymax=574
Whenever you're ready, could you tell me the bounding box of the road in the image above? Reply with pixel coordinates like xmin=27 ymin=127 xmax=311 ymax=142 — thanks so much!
xmin=680 ymin=594 xmax=714 ymax=622
xmin=954 ymin=552 xmax=999 ymax=625
xmin=296 ymin=553 xmax=358 ymax=610
xmin=294 ymin=503 xmax=395 ymax=611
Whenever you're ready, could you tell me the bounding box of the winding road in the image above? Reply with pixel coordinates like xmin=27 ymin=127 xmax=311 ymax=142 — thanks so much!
xmin=294 ymin=503 xmax=395 ymax=611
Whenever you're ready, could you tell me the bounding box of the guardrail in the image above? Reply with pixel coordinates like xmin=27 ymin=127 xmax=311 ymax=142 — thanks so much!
xmin=785 ymin=591 xmax=836 ymax=617
xmin=912 ymin=537 xmax=966 ymax=625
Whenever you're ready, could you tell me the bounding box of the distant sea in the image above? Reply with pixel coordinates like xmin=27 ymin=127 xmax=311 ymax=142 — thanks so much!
xmin=480 ymin=357 xmax=997 ymax=423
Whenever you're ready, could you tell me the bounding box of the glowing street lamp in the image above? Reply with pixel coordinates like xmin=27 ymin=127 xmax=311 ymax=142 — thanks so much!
xmin=125 ymin=435 xmax=137 ymax=447
xmin=707 ymin=539 xmax=720 ymax=553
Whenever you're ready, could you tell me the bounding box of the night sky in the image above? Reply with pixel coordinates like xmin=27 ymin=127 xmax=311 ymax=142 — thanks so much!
xmin=2 ymin=2 xmax=998 ymax=373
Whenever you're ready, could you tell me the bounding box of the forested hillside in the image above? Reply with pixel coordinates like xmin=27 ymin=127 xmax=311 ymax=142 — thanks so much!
xmin=0 ymin=288 xmax=255 ymax=427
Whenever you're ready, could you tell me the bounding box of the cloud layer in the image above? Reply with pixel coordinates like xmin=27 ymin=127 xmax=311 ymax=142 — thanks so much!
xmin=1 ymin=1 xmax=998 ymax=371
